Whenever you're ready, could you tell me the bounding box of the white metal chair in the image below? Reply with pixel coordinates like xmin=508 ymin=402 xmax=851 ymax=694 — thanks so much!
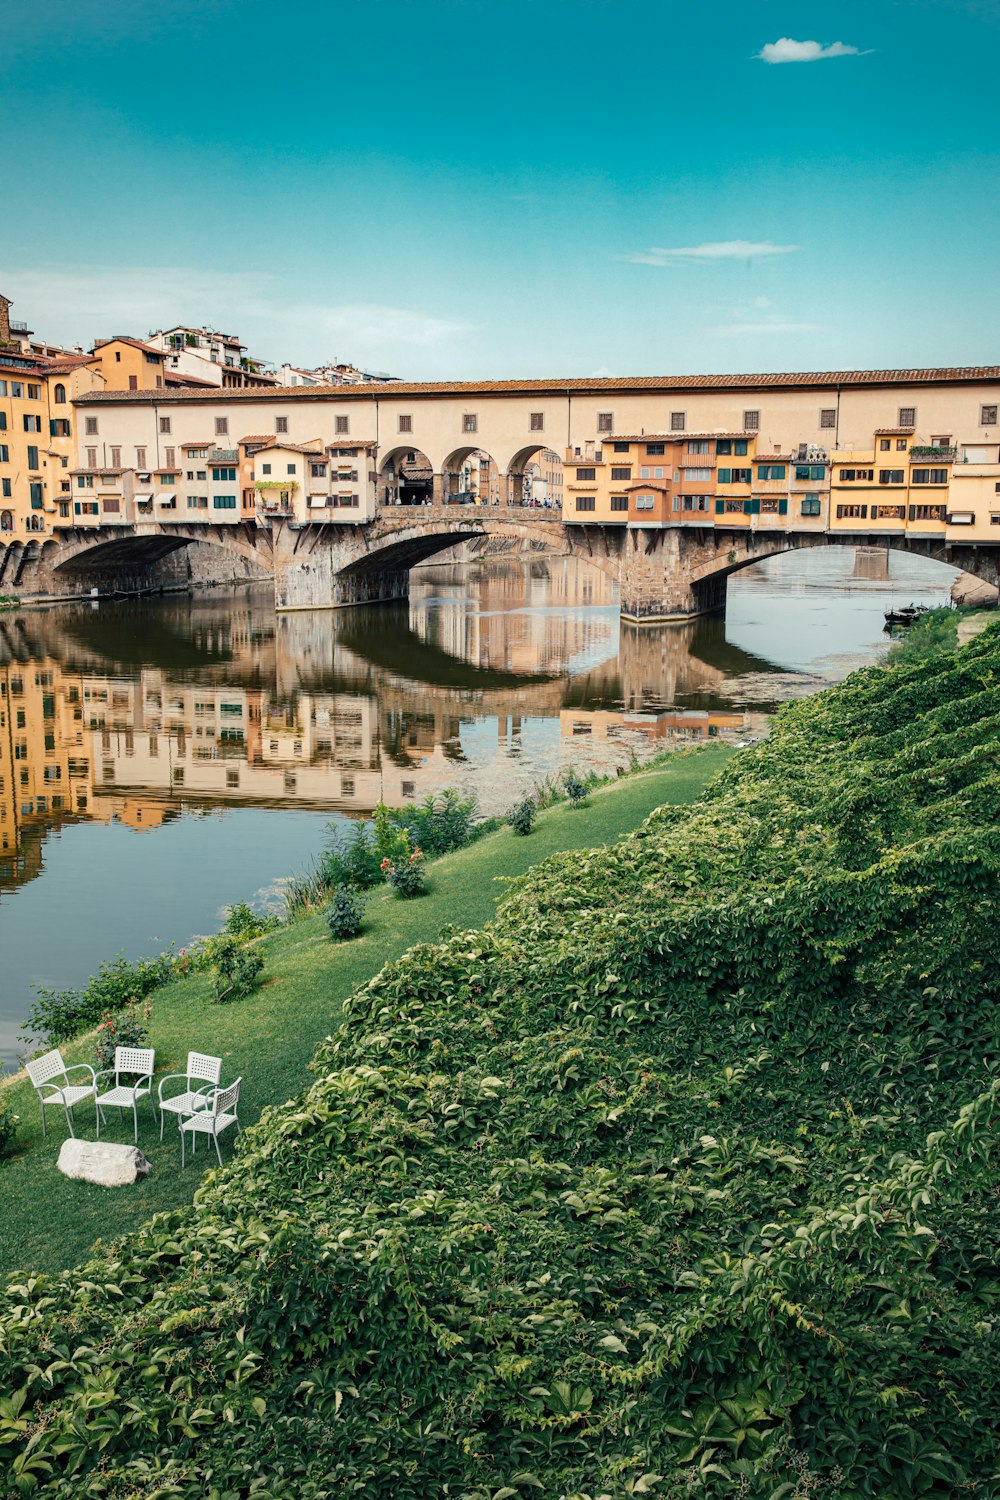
xmin=158 ymin=1051 xmax=222 ymax=1141
xmin=179 ymin=1077 xmax=242 ymax=1166
xmin=95 ymin=1046 xmax=157 ymax=1142
xmin=25 ymin=1048 xmax=99 ymax=1139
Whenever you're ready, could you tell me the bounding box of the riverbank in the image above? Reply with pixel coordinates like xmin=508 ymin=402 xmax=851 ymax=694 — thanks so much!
xmin=0 ymin=744 xmax=731 ymax=1277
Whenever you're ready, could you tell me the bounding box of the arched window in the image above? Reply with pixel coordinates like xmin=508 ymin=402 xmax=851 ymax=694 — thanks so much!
xmin=0 ymin=511 xmax=12 ymax=532
xmin=53 ymin=383 xmax=66 ymax=404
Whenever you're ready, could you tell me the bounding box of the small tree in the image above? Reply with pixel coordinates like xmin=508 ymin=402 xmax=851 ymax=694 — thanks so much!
xmin=210 ymin=937 xmax=264 ymax=1004
xmin=564 ymin=772 xmax=588 ymax=808
xmin=325 ymin=888 xmax=365 ymax=941
xmin=508 ymin=797 xmax=536 ymax=835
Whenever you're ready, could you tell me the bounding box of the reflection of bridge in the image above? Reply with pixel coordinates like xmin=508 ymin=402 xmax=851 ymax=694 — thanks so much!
xmin=4 ymin=502 xmax=986 ymax=622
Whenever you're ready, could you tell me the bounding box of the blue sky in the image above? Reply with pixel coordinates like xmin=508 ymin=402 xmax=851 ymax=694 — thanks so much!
xmin=2 ymin=0 xmax=998 ymax=378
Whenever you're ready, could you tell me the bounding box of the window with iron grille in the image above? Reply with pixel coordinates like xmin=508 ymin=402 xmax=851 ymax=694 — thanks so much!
xmin=743 ymin=410 xmax=760 ymax=431
xmin=898 ymin=407 xmax=916 ymax=427
xmin=819 ymin=409 xmax=836 ymax=428
xmin=597 ymin=412 xmax=613 ymax=432
xmin=530 ymin=412 xmax=544 ymax=430
xmin=670 ymin=411 xmax=686 ymax=431
xmin=398 ymin=415 xmax=412 ymax=433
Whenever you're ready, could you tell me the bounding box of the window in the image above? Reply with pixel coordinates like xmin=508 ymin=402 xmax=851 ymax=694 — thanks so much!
xmin=275 ymin=416 xmax=288 ymax=434
xmin=530 ymin=412 xmax=544 ymax=431
xmin=610 ymin=466 xmax=631 ymax=481
xmin=597 ymin=412 xmax=613 ymax=432
xmin=86 ymin=447 xmax=97 ymax=467
xmin=287 ymin=463 xmax=296 ymax=475
xmin=23 ymin=414 xmax=41 ymax=432
xmin=10 ymin=382 xmax=22 ymax=397
xmin=716 ymin=440 xmax=732 ymax=455
xmin=836 ymin=504 xmax=868 ymax=520
xmin=213 ymin=495 xmax=237 ymax=509
xmin=684 ymin=468 xmax=711 ymax=482
xmin=261 ymin=463 xmax=272 ymax=475
xmin=26 ymin=445 xmax=39 ymax=469
xmin=215 ymin=417 xmax=229 ymax=436
xmin=718 ymin=467 xmax=751 ymax=484
xmin=575 ymin=467 xmax=596 ymax=481
xmin=29 ymin=483 xmax=43 ymax=508
xmin=880 ymin=438 xmax=891 ymax=451
xmin=980 ymin=404 xmax=997 ymax=426
xmin=1 ymin=481 xmax=9 ymax=498
xmin=801 ymin=494 xmax=822 ymax=517
xmin=77 ymin=475 xmax=94 ymax=489
xmin=462 ymin=414 xmax=478 ymax=433
xmin=164 ymin=447 xmax=175 ymax=468
xmin=128 ymin=375 xmax=138 ymax=391
xmin=187 ymin=497 xmax=208 ymax=510
xmin=687 ymin=440 xmax=710 ymax=455
xmin=669 ymin=411 xmax=686 ymax=431
xmin=911 ymin=468 xmax=949 ymax=485
xmin=335 ymin=415 xmax=349 ymax=434
xmin=0 ymin=446 xmax=6 ymax=462
xmin=610 ymin=496 xmax=628 ymax=511
xmin=872 ymin=504 xmax=905 ymax=520
xmin=310 ymin=463 xmax=327 ymax=478
xmin=110 ymin=447 xmax=121 ymax=467
xmin=634 ymin=493 xmax=655 ymax=510
xmin=743 ymin=409 xmax=760 ymax=431
xmin=879 ymin=469 xmax=905 ymax=485
xmin=757 ymin=465 xmax=786 ymax=480
xmin=909 ymin=504 xmax=945 ymax=522
xmin=838 ymin=468 xmax=874 ymax=482
xmin=644 ymin=443 xmax=663 ymax=456
xmin=27 ymin=383 xmax=40 ymax=399
xmin=819 ymin=409 xmax=837 ymax=428
xmin=898 ymin=407 xmax=916 ymax=427
xmin=682 ymin=494 xmax=711 ymax=513
xmin=795 ymin=464 xmax=826 ymax=481
xmin=612 ymin=441 xmax=629 ymax=453
xmin=896 ymin=438 xmax=908 ymax=451
xmin=211 ymin=466 xmax=237 ymax=481
xmin=85 ymin=417 xmax=98 ymax=435
xmin=159 ymin=416 xmax=171 ymax=434
xmin=575 ymin=495 xmax=596 ymax=511
xmin=734 ymin=440 xmax=748 ymax=456
xmin=52 ymin=383 xmax=66 ymax=404
xmin=0 ymin=412 xmax=4 ymax=430
xmin=398 ymin=415 xmax=412 ymax=433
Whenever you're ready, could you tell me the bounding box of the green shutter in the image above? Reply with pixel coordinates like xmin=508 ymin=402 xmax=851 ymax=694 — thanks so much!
xmin=735 ymin=440 xmax=748 ymax=456
xmin=748 ymin=498 xmax=759 ymax=515
xmin=715 ymin=499 xmax=724 ymax=514
xmin=718 ymin=468 xmax=730 ymax=484
xmin=778 ymin=498 xmax=788 ymax=515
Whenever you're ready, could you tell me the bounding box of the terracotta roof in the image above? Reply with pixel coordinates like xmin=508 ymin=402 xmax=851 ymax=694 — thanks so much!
xmin=164 ymin=370 xmax=217 ymax=387
xmin=874 ymin=427 xmax=916 ymax=435
xmin=41 ymin=356 xmax=97 ymax=374
xmin=253 ymin=439 xmax=325 ymax=456
xmin=92 ymin=336 xmax=165 ymax=359
xmin=239 ymin=433 xmax=276 ymax=444
xmin=69 ymin=366 xmax=1000 ymax=406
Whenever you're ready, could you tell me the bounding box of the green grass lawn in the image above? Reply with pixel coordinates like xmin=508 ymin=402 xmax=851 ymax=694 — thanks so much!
xmin=0 ymin=746 xmax=731 ymax=1278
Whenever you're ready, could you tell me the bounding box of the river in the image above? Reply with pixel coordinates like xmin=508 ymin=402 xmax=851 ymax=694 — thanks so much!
xmin=0 ymin=545 xmax=956 ymax=1068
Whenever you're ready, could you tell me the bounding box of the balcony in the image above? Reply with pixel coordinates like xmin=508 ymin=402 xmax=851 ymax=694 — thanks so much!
xmin=910 ymin=446 xmax=956 ymax=460
xmin=208 ymin=448 xmax=239 ymax=462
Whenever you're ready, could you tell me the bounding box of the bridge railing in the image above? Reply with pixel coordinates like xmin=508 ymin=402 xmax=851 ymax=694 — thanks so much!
xmin=375 ymin=501 xmax=563 ymax=523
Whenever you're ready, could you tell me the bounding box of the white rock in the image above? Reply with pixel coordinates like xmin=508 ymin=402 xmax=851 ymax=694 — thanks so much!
xmin=57 ymin=1138 xmax=151 ymax=1187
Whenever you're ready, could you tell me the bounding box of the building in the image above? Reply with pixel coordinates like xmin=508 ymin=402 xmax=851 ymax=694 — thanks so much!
xmin=146 ymin=327 xmax=278 ymax=389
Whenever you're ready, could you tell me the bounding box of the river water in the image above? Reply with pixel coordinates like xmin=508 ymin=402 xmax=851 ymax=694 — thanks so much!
xmin=0 ymin=546 xmax=955 ymax=1068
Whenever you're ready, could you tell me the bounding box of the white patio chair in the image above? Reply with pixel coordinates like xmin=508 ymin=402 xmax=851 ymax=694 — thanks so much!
xmin=157 ymin=1051 xmax=222 ymax=1141
xmin=179 ymin=1077 xmax=242 ymax=1167
xmin=25 ymin=1048 xmax=99 ymax=1139
xmin=95 ymin=1046 xmax=157 ymax=1142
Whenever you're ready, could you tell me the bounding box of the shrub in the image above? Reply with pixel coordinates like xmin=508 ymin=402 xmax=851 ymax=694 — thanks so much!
xmin=393 ymin=789 xmax=481 ymax=858
xmin=222 ymin=901 xmax=281 ymax=941
xmin=209 ymin=937 xmax=264 ymax=1004
xmin=324 ymin=888 xmax=365 ymax=941
xmin=381 ymin=847 xmax=426 ymax=898
xmin=507 ymin=796 xmax=536 ymax=835
xmin=317 ymin=819 xmax=382 ymax=893
xmin=94 ymin=1001 xmax=151 ymax=1073
xmin=24 ymin=950 xmax=176 ymax=1047
xmin=563 ymin=769 xmax=588 ymax=806
xmin=0 ymin=1098 xmax=19 ymax=1159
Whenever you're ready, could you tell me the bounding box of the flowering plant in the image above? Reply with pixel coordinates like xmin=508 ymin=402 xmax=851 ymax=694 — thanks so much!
xmin=94 ymin=1001 xmax=151 ymax=1072
xmin=380 ymin=846 xmax=426 ymax=898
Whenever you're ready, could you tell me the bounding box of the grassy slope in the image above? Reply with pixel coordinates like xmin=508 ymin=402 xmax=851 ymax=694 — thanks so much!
xmin=0 ymin=746 xmax=729 ymax=1277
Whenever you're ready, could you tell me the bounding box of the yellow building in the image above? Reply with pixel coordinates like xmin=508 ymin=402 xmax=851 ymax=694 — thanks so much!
xmin=90 ymin=337 xmax=167 ymax=393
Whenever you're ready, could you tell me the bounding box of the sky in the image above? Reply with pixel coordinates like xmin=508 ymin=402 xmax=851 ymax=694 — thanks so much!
xmin=1 ymin=0 xmax=998 ymax=379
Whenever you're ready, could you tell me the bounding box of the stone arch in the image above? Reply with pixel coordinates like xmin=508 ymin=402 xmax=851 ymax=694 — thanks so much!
xmin=441 ymin=446 xmax=502 ymax=507
xmin=506 ymin=442 xmax=562 ymax=509
xmin=377 ymin=446 xmax=434 ymax=507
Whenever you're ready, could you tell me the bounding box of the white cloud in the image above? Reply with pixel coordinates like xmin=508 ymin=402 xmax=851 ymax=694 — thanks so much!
xmin=626 ymin=240 xmax=799 ymax=267
xmin=0 ymin=264 xmax=473 ymax=371
xmin=757 ymin=37 xmax=868 ymax=64
xmin=708 ymin=321 xmax=823 ymax=336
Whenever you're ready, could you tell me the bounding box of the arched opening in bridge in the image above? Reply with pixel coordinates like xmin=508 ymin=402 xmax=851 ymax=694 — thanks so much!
xmin=441 ymin=447 xmax=502 ymax=507
xmin=378 ymin=447 xmax=434 ymax=507
xmin=507 ymin=444 xmax=564 ymax=511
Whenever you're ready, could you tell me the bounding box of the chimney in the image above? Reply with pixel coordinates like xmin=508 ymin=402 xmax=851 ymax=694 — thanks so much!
xmin=0 ymin=294 xmax=10 ymax=345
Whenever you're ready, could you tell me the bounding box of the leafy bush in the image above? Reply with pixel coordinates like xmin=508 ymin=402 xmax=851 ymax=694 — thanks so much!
xmin=392 ymin=789 xmax=483 ymax=858
xmin=0 ymin=1099 xmax=19 ymax=1159
xmin=507 ymin=795 xmax=536 ymax=835
xmin=380 ymin=847 xmax=426 ymax=897
xmin=324 ymin=888 xmax=365 ymax=941
xmin=209 ymin=937 xmax=264 ymax=1004
xmin=563 ymin=769 xmax=588 ymax=806
xmin=24 ymin=950 xmax=176 ymax=1047
xmin=222 ymin=901 xmax=281 ymax=941
xmin=886 ymin=604 xmax=959 ymax=665
xmin=93 ymin=1001 xmax=152 ymax=1073
xmin=5 ymin=626 xmax=1000 ymax=1495
xmin=317 ymin=819 xmax=383 ymax=894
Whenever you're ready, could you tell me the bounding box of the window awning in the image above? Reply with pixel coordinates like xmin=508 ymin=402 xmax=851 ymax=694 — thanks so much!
xmin=133 ymin=491 xmax=153 ymax=501
xmin=155 ymin=492 xmax=177 ymax=504
xmin=308 ymin=495 xmax=329 ymax=508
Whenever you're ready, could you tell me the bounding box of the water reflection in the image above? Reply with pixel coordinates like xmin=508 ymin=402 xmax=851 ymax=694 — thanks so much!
xmin=0 ymin=548 xmax=957 ymax=1065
